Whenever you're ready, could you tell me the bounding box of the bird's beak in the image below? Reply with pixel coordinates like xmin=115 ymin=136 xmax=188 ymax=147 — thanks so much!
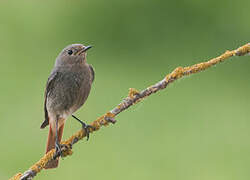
xmin=83 ymin=45 xmax=92 ymax=52
xmin=78 ymin=45 xmax=92 ymax=55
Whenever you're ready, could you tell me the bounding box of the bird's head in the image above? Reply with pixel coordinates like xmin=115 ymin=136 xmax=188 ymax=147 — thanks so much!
xmin=55 ymin=44 xmax=92 ymax=66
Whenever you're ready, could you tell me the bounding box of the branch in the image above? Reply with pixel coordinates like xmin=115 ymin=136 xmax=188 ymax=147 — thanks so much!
xmin=10 ymin=43 xmax=250 ymax=180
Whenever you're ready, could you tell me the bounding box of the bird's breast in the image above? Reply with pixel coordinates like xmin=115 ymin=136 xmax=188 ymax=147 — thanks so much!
xmin=47 ymin=66 xmax=92 ymax=115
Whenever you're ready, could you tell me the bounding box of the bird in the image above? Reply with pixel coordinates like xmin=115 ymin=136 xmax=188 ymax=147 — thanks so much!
xmin=40 ymin=44 xmax=94 ymax=169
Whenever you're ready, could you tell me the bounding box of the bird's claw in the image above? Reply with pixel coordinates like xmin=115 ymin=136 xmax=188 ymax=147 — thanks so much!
xmin=54 ymin=142 xmax=62 ymax=159
xmin=54 ymin=142 xmax=68 ymax=159
xmin=81 ymin=123 xmax=95 ymax=141
xmin=72 ymin=115 xmax=95 ymax=141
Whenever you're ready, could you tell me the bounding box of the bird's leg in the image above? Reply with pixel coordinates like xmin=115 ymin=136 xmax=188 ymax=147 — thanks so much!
xmin=72 ymin=115 xmax=95 ymax=141
xmin=54 ymin=118 xmax=62 ymax=159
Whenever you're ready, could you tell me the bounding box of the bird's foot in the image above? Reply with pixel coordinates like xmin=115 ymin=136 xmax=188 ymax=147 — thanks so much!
xmin=82 ymin=122 xmax=95 ymax=141
xmin=54 ymin=142 xmax=62 ymax=159
xmin=53 ymin=142 xmax=68 ymax=159
xmin=72 ymin=115 xmax=95 ymax=140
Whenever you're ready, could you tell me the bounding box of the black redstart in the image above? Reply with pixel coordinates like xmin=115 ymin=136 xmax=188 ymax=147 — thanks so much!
xmin=40 ymin=44 xmax=94 ymax=169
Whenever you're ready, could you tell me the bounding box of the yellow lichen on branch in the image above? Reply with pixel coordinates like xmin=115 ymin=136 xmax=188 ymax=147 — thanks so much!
xmin=129 ymin=88 xmax=140 ymax=99
xmin=165 ymin=43 xmax=250 ymax=82
xmin=11 ymin=174 xmax=22 ymax=180
xmin=10 ymin=43 xmax=250 ymax=180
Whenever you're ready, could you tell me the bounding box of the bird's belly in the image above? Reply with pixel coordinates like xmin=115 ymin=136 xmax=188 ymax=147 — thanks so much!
xmin=71 ymin=82 xmax=91 ymax=111
xmin=46 ymin=79 xmax=91 ymax=117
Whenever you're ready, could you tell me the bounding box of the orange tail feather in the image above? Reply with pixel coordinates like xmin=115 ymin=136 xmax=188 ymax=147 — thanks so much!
xmin=44 ymin=123 xmax=64 ymax=169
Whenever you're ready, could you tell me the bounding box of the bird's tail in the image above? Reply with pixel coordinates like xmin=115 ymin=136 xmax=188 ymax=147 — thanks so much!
xmin=44 ymin=123 xmax=64 ymax=169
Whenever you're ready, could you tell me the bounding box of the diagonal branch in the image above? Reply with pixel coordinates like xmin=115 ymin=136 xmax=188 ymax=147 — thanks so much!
xmin=10 ymin=43 xmax=250 ymax=180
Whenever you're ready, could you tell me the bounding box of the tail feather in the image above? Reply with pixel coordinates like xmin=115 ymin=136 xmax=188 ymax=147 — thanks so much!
xmin=44 ymin=123 xmax=64 ymax=169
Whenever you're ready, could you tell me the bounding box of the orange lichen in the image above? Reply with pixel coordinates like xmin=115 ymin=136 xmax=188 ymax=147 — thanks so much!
xmin=128 ymin=88 xmax=140 ymax=99
xmin=9 ymin=173 xmax=22 ymax=180
xmin=106 ymin=112 xmax=115 ymax=118
xmin=235 ymin=43 xmax=250 ymax=56
xmin=116 ymin=104 xmax=122 ymax=110
xmin=164 ymin=44 xmax=250 ymax=83
xmin=165 ymin=66 xmax=184 ymax=82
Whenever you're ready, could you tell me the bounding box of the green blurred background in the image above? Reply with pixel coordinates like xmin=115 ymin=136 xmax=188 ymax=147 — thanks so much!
xmin=0 ymin=0 xmax=250 ymax=179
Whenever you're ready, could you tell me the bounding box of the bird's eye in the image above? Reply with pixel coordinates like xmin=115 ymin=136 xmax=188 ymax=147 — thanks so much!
xmin=68 ymin=49 xmax=73 ymax=55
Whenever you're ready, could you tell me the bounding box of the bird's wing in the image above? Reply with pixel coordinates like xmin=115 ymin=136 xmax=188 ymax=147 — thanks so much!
xmin=88 ymin=64 xmax=95 ymax=83
xmin=40 ymin=71 xmax=59 ymax=129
